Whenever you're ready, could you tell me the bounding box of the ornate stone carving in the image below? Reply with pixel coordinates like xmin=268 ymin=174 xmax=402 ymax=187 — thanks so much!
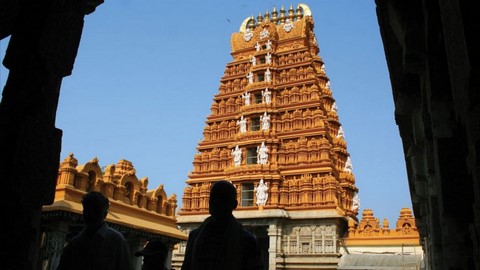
xmin=255 ymin=179 xmax=269 ymax=206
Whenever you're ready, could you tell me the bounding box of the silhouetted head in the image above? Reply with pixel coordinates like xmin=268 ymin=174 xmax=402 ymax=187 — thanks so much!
xmin=135 ymin=239 xmax=169 ymax=270
xmin=209 ymin=180 xmax=237 ymax=219
xmin=81 ymin=191 xmax=109 ymax=231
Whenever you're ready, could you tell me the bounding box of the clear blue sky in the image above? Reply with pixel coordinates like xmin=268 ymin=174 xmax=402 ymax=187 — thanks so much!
xmin=0 ymin=1 xmax=412 ymax=225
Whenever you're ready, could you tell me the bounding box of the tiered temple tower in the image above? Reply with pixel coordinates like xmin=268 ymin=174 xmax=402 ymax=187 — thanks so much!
xmin=174 ymin=4 xmax=358 ymax=269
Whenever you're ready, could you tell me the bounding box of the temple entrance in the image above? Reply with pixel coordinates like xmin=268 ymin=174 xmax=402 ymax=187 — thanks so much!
xmin=245 ymin=225 xmax=269 ymax=269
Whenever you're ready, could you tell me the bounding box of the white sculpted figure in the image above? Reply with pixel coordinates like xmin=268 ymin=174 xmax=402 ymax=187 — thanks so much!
xmin=326 ymin=80 xmax=331 ymax=89
xmin=231 ymin=145 xmax=242 ymax=166
xmin=250 ymin=56 xmax=257 ymax=66
xmin=331 ymin=102 xmax=338 ymax=112
xmin=265 ymin=52 xmax=272 ymax=65
xmin=337 ymin=126 xmax=345 ymax=138
xmin=344 ymin=156 xmax=353 ymax=173
xmin=243 ymin=29 xmax=253 ymax=42
xmin=262 ymin=88 xmax=271 ymax=104
xmin=257 ymin=141 xmax=268 ymax=165
xmin=255 ymin=179 xmax=269 ymax=206
xmin=242 ymin=92 xmax=251 ymax=106
xmin=260 ymin=28 xmax=270 ymax=39
xmin=321 ymin=64 xmax=326 ymax=73
xmin=352 ymin=192 xmax=360 ymax=212
xmin=246 ymin=72 xmax=254 ymax=84
xmin=255 ymin=42 xmax=261 ymax=52
xmin=260 ymin=112 xmax=270 ymax=131
xmin=265 ymin=68 xmax=271 ymax=82
xmin=237 ymin=115 xmax=247 ymax=133
xmin=266 ymin=39 xmax=272 ymax=50
xmin=283 ymin=18 xmax=294 ymax=32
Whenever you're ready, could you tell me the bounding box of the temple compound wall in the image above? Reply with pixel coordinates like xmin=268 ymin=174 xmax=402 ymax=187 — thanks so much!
xmin=338 ymin=208 xmax=423 ymax=269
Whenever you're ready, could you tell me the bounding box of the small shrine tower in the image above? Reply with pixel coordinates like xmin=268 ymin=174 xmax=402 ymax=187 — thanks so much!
xmin=174 ymin=4 xmax=358 ymax=269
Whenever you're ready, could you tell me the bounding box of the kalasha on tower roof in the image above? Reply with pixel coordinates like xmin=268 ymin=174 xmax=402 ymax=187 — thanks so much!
xmin=179 ymin=3 xmax=358 ymax=221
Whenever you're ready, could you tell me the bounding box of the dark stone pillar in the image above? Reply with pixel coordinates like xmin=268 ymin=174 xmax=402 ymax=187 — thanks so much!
xmin=0 ymin=1 xmax=102 ymax=269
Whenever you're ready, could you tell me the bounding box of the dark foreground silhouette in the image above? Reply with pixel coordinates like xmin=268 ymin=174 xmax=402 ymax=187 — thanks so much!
xmin=56 ymin=191 xmax=133 ymax=270
xmin=136 ymin=238 xmax=170 ymax=270
xmin=181 ymin=180 xmax=264 ymax=270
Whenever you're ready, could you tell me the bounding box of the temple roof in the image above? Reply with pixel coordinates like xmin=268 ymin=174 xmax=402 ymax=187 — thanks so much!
xmin=43 ymin=199 xmax=187 ymax=240
xmin=43 ymin=154 xmax=187 ymax=242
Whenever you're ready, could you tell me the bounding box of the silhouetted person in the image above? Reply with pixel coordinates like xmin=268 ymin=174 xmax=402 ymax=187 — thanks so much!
xmin=56 ymin=191 xmax=133 ymax=270
xmin=135 ymin=239 xmax=170 ymax=270
xmin=181 ymin=180 xmax=264 ymax=270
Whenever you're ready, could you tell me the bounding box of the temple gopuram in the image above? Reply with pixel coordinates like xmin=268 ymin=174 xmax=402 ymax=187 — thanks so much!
xmin=41 ymin=154 xmax=187 ymax=270
xmin=174 ymin=4 xmax=357 ymax=269
xmin=172 ymin=3 xmax=423 ymax=270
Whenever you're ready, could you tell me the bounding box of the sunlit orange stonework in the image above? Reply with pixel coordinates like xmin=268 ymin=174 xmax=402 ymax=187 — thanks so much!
xmin=172 ymin=4 xmax=421 ymax=270
xmin=344 ymin=208 xmax=420 ymax=250
xmin=179 ymin=4 xmax=357 ymax=216
xmin=338 ymin=208 xmax=422 ymax=268
xmin=40 ymin=154 xmax=187 ymax=270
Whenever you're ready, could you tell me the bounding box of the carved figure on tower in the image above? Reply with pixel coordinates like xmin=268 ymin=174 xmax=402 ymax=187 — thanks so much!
xmin=262 ymin=88 xmax=271 ymax=104
xmin=260 ymin=112 xmax=270 ymax=131
xmin=265 ymin=68 xmax=271 ymax=82
xmin=237 ymin=115 xmax=247 ymax=133
xmin=257 ymin=142 xmax=268 ymax=165
xmin=337 ymin=126 xmax=345 ymax=138
xmin=266 ymin=39 xmax=272 ymax=50
xmin=255 ymin=179 xmax=269 ymax=206
xmin=344 ymin=156 xmax=353 ymax=173
xmin=250 ymin=56 xmax=257 ymax=66
xmin=352 ymin=192 xmax=360 ymax=212
xmin=283 ymin=18 xmax=294 ymax=32
xmin=332 ymin=101 xmax=338 ymax=112
xmin=247 ymin=72 xmax=254 ymax=84
xmin=266 ymin=52 xmax=272 ymax=65
xmin=231 ymin=145 xmax=242 ymax=167
xmin=242 ymin=92 xmax=251 ymax=106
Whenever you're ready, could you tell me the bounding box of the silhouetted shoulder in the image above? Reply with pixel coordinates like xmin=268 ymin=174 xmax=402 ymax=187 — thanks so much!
xmin=242 ymin=229 xmax=258 ymax=246
xmin=181 ymin=228 xmax=201 ymax=270
xmin=186 ymin=228 xmax=200 ymax=241
xmin=241 ymin=229 xmax=264 ymax=270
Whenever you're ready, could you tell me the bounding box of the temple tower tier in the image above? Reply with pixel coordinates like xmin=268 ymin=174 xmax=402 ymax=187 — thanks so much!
xmin=174 ymin=4 xmax=358 ymax=269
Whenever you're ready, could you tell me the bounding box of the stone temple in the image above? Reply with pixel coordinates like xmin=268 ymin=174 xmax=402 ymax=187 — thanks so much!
xmin=174 ymin=4 xmax=360 ymax=269
xmin=38 ymin=4 xmax=421 ymax=268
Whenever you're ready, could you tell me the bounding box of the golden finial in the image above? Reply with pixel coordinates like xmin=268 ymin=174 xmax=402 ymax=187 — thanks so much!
xmin=257 ymin=12 xmax=263 ymax=23
xmin=296 ymin=5 xmax=303 ymax=20
xmin=383 ymin=218 xmax=389 ymax=229
xmin=264 ymin=9 xmax=271 ymax=22
xmin=89 ymin=156 xmax=99 ymax=164
xmin=288 ymin=4 xmax=295 ymax=21
xmin=247 ymin=15 xmax=255 ymax=30
xmin=271 ymin=6 xmax=278 ymax=23
xmin=63 ymin=153 xmax=78 ymax=167
xmin=279 ymin=5 xmax=286 ymax=23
